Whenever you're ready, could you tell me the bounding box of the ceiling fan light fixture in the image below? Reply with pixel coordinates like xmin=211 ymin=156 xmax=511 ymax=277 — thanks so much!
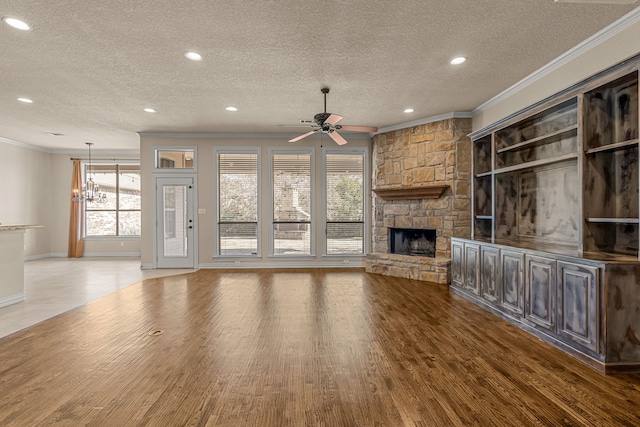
xmin=288 ymin=87 xmax=378 ymax=145
xmin=450 ymin=56 xmax=467 ymax=65
xmin=3 ymin=17 xmax=30 ymax=31
xmin=184 ymin=51 xmax=202 ymax=61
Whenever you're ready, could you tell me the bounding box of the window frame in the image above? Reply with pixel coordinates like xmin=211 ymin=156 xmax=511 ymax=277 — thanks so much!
xmin=322 ymin=147 xmax=369 ymax=257
xmin=213 ymin=147 xmax=261 ymax=259
xmin=152 ymin=146 xmax=198 ymax=173
xmin=269 ymin=147 xmax=315 ymax=258
xmin=83 ymin=160 xmax=141 ymax=239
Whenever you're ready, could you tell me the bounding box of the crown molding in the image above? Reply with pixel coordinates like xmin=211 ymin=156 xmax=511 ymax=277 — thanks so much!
xmin=375 ymin=112 xmax=473 ymax=135
xmin=473 ymin=7 xmax=640 ymax=115
xmin=0 ymin=136 xmax=52 ymax=153
xmin=53 ymin=148 xmax=140 ymax=157
xmin=137 ymin=131 xmax=372 ymax=140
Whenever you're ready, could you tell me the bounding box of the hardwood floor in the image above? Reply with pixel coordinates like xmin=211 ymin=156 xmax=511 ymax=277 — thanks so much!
xmin=0 ymin=268 xmax=639 ymax=426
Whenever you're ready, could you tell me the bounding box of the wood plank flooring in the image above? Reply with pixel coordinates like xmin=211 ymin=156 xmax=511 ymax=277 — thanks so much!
xmin=0 ymin=268 xmax=639 ymax=426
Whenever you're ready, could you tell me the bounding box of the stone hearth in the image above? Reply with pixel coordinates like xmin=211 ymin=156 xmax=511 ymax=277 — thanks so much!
xmin=365 ymin=117 xmax=472 ymax=284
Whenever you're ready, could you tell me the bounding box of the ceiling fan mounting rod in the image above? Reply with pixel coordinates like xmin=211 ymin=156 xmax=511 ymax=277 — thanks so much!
xmin=321 ymin=87 xmax=329 ymax=113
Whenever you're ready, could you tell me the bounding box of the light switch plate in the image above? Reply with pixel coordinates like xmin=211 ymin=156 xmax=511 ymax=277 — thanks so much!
xmin=198 ymin=208 xmax=206 ymax=214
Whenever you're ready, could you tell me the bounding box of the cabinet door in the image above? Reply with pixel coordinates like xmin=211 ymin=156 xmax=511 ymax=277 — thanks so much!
xmin=451 ymin=240 xmax=464 ymax=288
xmin=525 ymin=255 xmax=556 ymax=332
xmin=557 ymin=262 xmax=599 ymax=353
xmin=481 ymin=246 xmax=500 ymax=305
xmin=500 ymin=250 xmax=524 ymax=316
xmin=464 ymin=243 xmax=480 ymax=295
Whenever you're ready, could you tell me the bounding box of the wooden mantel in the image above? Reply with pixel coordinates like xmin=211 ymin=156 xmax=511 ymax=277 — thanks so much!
xmin=372 ymin=184 xmax=450 ymax=200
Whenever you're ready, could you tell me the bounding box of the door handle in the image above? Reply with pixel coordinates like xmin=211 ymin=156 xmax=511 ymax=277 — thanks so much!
xmin=188 ymin=226 xmax=193 ymax=229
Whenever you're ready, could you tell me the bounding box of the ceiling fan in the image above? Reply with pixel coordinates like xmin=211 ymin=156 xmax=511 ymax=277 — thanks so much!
xmin=288 ymin=88 xmax=378 ymax=145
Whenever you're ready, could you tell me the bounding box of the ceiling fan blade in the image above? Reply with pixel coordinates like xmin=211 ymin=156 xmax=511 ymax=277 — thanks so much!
xmin=339 ymin=125 xmax=378 ymax=133
xmin=328 ymin=131 xmax=348 ymax=145
xmin=289 ymin=130 xmax=317 ymax=143
xmin=325 ymin=114 xmax=343 ymax=125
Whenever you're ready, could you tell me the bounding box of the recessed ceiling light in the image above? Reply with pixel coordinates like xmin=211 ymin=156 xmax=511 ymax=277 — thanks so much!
xmin=184 ymin=51 xmax=202 ymax=61
xmin=450 ymin=56 xmax=467 ymax=65
xmin=404 ymin=108 xmax=414 ymax=113
xmin=17 ymin=97 xmax=33 ymax=103
xmin=3 ymin=17 xmax=30 ymax=31
xmin=144 ymin=108 xmax=156 ymax=113
xmin=225 ymin=106 xmax=238 ymax=112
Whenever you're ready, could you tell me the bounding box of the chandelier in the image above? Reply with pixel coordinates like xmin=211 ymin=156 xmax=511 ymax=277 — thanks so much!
xmin=72 ymin=142 xmax=107 ymax=203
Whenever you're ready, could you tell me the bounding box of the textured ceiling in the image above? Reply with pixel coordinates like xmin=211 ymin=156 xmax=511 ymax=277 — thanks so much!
xmin=0 ymin=0 xmax=638 ymax=150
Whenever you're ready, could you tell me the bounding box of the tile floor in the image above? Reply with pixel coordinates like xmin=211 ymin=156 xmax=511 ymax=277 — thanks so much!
xmin=0 ymin=258 xmax=195 ymax=339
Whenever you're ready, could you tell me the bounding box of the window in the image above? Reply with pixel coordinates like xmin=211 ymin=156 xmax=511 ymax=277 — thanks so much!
xmin=272 ymin=152 xmax=312 ymax=255
xmin=85 ymin=164 xmax=141 ymax=236
xmin=156 ymin=149 xmax=195 ymax=169
xmin=325 ymin=151 xmax=365 ymax=255
xmin=217 ymin=151 xmax=259 ymax=256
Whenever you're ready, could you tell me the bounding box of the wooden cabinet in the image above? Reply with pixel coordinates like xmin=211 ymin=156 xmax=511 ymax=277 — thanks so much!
xmin=456 ymin=59 xmax=640 ymax=373
xmin=448 ymin=238 xmax=640 ymax=372
xmin=451 ymin=240 xmax=464 ymax=288
xmin=500 ymin=250 xmax=524 ymax=315
xmin=464 ymin=243 xmax=480 ymax=295
xmin=480 ymin=246 xmax=500 ymax=304
xmin=557 ymin=261 xmax=599 ymax=353
xmin=525 ymin=255 xmax=556 ymax=332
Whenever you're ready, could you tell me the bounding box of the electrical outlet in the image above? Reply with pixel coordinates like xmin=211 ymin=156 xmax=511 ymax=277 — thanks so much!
xmin=120 ymin=242 xmax=124 ymax=247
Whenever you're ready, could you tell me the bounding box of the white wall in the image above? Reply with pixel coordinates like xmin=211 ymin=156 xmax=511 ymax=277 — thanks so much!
xmin=139 ymin=135 xmax=371 ymax=268
xmin=0 ymin=141 xmax=52 ymax=258
xmin=473 ymin=13 xmax=640 ymax=131
xmin=0 ymin=141 xmax=141 ymax=259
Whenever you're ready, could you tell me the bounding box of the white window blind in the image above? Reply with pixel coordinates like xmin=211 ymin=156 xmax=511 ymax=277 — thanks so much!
xmin=272 ymin=153 xmax=312 ymax=255
xmin=218 ymin=152 xmax=259 ymax=256
xmin=325 ymin=153 xmax=364 ymax=254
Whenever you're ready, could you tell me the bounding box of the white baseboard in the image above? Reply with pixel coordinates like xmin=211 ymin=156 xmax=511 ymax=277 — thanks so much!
xmin=24 ymin=252 xmax=141 ymax=261
xmin=0 ymin=293 xmax=25 ymax=308
xmin=197 ymin=260 xmax=365 ymax=269
xmin=24 ymin=253 xmax=54 ymax=261
xmin=83 ymin=252 xmax=141 ymax=257
xmin=49 ymin=253 xmax=68 ymax=258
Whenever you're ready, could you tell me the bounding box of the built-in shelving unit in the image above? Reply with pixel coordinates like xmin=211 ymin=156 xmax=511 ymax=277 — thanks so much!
xmin=472 ymin=134 xmax=493 ymax=240
xmin=456 ymin=60 xmax=640 ymax=374
xmin=472 ymin=96 xmax=581 ymax=246
xmin=583 ymin=72 xmax=639 ymax=256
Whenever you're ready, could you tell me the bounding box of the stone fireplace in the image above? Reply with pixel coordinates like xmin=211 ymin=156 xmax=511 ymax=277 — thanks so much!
xmin=365 ymin=117 xmax=472 ymax=284
xmin=389 ymin=228 xmax=436 ymax=257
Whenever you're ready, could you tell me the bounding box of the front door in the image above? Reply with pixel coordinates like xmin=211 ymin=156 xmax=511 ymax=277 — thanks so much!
xmin=155 ymin=177 xmax=196 ymax=268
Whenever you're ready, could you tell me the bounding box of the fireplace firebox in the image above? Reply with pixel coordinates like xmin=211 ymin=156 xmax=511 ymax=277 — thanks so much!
xmin=389 ymin=228 xmax=436 ymax=257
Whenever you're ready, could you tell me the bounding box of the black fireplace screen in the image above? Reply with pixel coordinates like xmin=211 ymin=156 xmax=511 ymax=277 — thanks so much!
xmin=389 ymin=228 xmax=436 ymax=257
